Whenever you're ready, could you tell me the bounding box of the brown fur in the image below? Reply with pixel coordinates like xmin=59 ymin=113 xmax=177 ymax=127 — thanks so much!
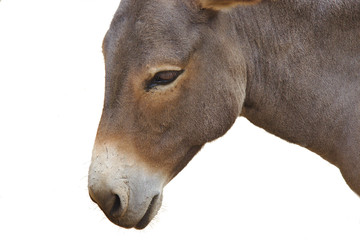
xmin=199 ymin=0 xmax=262 ymax=10
xmin=89 ymin=0 xmax=360 ymax=229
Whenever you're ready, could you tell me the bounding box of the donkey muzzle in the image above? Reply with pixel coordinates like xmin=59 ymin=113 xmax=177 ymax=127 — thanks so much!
xmin=88 ymin=144 xmax=165 ymax=229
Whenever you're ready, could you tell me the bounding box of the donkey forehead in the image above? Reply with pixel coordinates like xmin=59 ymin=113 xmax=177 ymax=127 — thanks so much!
xmin=113 ymin=0 xmax=199 ymax=27
xmin=103 ymin=0 xmax=203 ymax=68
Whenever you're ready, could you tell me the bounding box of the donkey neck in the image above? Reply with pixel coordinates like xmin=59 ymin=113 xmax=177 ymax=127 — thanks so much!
xmin=235 ymin=1 xmax=360 ymax=165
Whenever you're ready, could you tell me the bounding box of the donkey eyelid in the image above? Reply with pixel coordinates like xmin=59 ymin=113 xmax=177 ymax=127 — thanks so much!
xmin=148 ymin=66 xmax=182 ymax=75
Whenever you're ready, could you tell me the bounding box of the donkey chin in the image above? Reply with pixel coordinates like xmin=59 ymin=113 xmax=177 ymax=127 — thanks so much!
xmin=88 ymin=144 xmax=165 ymax=229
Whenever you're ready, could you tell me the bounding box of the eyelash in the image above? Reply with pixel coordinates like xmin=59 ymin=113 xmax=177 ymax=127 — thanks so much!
xmin=145 ymin=70 xmax=184 ymax=91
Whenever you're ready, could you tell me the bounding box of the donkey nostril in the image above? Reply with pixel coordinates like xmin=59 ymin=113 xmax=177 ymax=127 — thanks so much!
xmin=88 ymin=180 xmax=129 ymax=221
xmin=110 ymin=194 xmax=122 ymax=217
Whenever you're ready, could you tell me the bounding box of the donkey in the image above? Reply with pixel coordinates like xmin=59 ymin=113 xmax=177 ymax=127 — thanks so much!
xmin=88 ymin=0 xmax=360 ymax=229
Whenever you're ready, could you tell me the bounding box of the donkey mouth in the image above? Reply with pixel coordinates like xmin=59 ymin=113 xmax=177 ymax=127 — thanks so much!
xmin=135 ymin=194 xmax=162 ymax=229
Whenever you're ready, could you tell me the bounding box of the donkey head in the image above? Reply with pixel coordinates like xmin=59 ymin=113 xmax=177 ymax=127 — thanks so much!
xmin=88 ymin=0 xmax=259 ymax=229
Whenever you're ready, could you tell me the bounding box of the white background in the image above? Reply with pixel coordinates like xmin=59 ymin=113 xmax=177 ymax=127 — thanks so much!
xmin=0 ymin=0 xmax=359 ymax=239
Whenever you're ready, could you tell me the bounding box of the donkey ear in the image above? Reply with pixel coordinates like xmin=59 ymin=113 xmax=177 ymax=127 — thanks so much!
xmin=199 ymin=0 xmax=262 ymax=10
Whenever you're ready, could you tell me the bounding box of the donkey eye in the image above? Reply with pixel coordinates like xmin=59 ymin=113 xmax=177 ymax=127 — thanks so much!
xmin=146 ymin=70 xmax=184 ymax=91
